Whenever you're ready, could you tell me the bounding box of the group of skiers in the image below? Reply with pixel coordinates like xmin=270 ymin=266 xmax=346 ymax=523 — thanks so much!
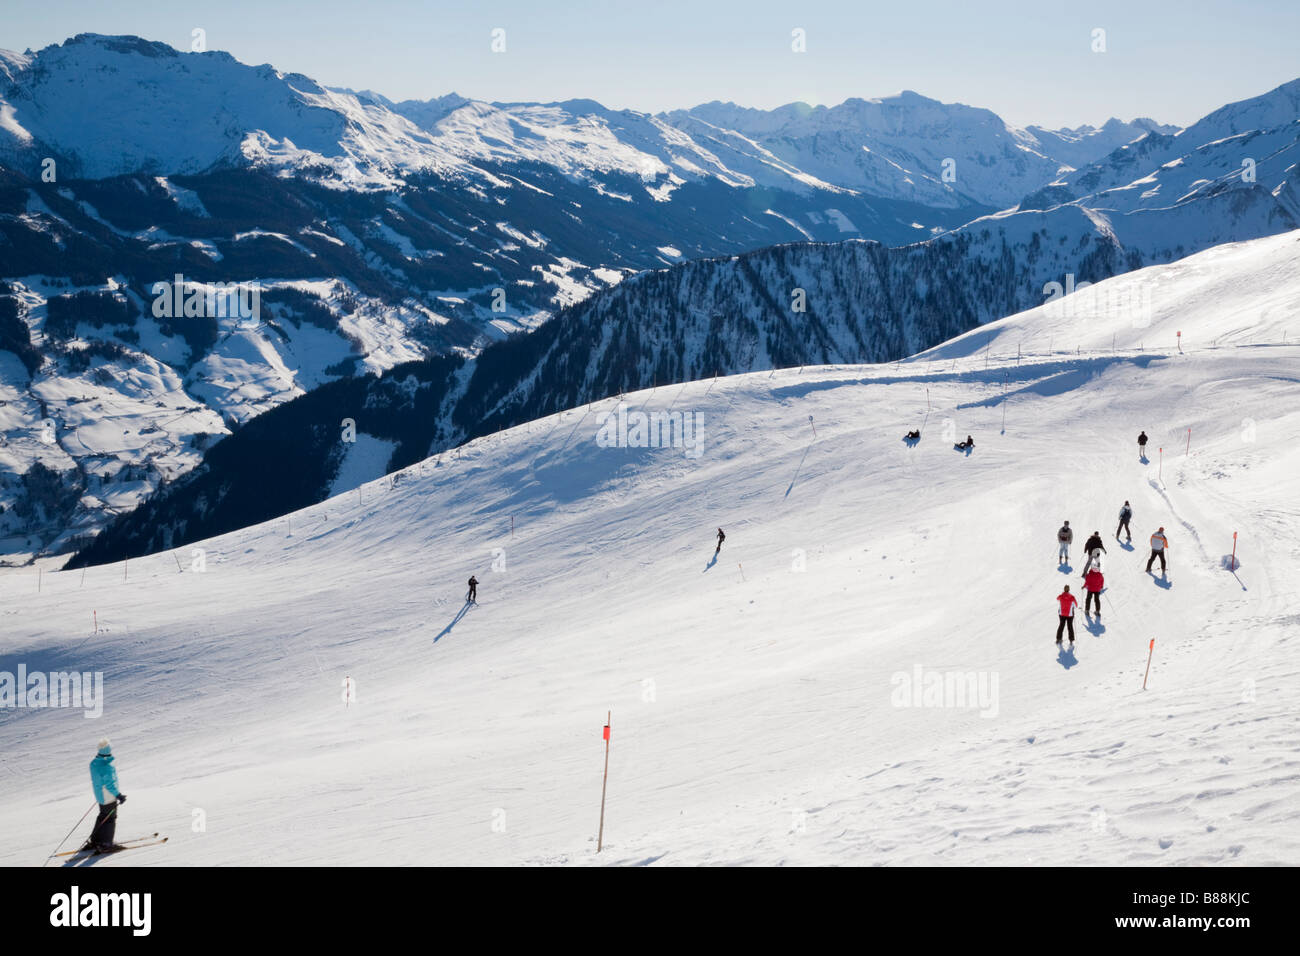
xmin=1052 ymin=432 xmax=1171 ymax=646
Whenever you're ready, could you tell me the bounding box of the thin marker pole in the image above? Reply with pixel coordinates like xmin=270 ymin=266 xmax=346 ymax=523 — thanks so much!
xmin=1143 ymin=639 xmax=1155 ymax=690
xmin=597 ymin=712 xmax=611 ymax=853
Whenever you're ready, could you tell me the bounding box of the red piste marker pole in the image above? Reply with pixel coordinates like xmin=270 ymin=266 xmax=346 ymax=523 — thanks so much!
xmin=1143 ymin=639 xmax=1155 ymax=690
xmin=1230 ymin=532 xmax=1238 ymax=571
xmin=1158 ymin=447 xmax=1163 ymax=482
xmin=597 ymin=712 xmax=611 ymax=853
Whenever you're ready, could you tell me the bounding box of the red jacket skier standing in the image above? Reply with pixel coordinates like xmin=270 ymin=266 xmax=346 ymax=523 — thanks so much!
xmin=1083 ymin=569 xmax=1104 ymax=619
xmin=1055 ymin=586 xmax=1078 ymax=646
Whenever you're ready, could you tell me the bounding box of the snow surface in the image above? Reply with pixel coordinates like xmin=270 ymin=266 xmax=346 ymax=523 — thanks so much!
xmin=1 ymin=234 xmax=1298 ymax=866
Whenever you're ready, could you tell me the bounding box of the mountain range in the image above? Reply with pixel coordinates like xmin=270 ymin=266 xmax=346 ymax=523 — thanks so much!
xmin=0 ymin=34 xmax=1296 ymax=562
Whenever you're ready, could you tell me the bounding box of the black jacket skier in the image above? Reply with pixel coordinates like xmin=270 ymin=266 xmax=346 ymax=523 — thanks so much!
xmin=1116 ymin=501 xmax=1133 ymax=541
xmin=467 ymin=576 xmax=478 ymax=603
xmin=715 ymin=528 xmax=725 ymax=555
xmin=1082 ymin=531 xmax=1106 ymax=573
xmin=1138 ymin=431 xmax=1148 ymax=456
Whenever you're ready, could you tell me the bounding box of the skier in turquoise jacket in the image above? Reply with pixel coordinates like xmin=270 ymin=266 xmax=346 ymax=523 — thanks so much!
xmin=87 ymin=738 xmax=126 ymax=852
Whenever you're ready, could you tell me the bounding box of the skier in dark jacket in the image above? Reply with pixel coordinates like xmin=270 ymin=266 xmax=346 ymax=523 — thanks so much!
xmin=1138 ymin=431 xmax=1149 ymax=458
xmin=1082 ymin=531 xmax=1107 ymax=573
xmin=1116 ymin=501 xmax=1133 ymax=542
xmin=903 ymin=429 xmax=920 ymax=441
xmin=467 ymin=576 xmax=478 ymax=603
xmin=715 ymin=528 xmax=725 ymax=555
xmin=955 ymin=435 xmax=974 ymax=450
xmin=87 ymin=738 xmax=126 ymax=853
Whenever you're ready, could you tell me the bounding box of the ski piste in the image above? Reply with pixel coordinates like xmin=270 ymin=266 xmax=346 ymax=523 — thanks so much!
xmin=53 ymin=833 xmax=167 ymax=858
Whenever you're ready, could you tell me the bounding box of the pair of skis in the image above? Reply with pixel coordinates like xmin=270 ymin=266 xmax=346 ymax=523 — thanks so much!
xmin=54 ymin=832 xmax=169 ymax=859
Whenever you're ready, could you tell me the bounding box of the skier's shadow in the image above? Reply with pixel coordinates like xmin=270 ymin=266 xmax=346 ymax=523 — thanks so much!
xmin=1085 ymin=617 xmax=1106 ymax=636
xmin=952 ymin=444 xmax=973 ymax=456
xmin=1118 ymin=540 xmax=1135 ymax=552
xmin=1148 ymin=572 xmax=1173 ymax=590
xmin=1057 ymin=644 xmax=1078 ymax=669
xmin=434 ymin=602 xmax=473 ymax=642
xmin=1139 ymin=454 xmax=1149 ymax=465
xmin=1057 ymin=563 xmax=1073 ymax=574
xmin=902 ymin=435 xmax=920 ymax=448
xmin=704 ymin=552 xmax=719 ymax=572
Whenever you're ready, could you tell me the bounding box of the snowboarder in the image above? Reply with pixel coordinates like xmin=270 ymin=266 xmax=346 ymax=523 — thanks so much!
xmin=1145 ymin=528 xmax=1169 ymax=574
xmin=1056 ymin=585 xmax=1078 ymax=645
xmin=1083 ymin=567 xmax=1104 ymax=619
xmin=715 ymin=528 xmax=725 ymax=555
xmin=87 ymin=738 xmax=125 ymax=854
xmin=1082 ymin=531 xmax=1107 ymax=573
xmin=1116 ymin=501 xmax=1133 ymax=542
xmin=1057 ymin=520 xmax=1073 ymax=565
xmin=467 ymin=575 xmax=478 ymax=603
xmin=1138 ymin=431 xmax=1149 ymax=458
xmin=955 ymin=435 xmax=974 ymax=450
xmin=903 ymin=429 xmax=921 ymax=441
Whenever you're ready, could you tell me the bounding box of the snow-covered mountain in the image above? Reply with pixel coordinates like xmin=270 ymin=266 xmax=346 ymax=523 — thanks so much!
xmin=1028 ymin=79 xmax=1300 ymax=218
xmin=66 ymin=225 xmax=1300 ymax=570
xmin=3 ymin=34 xmax=1299 ymax=564
xmin=4 ymin=229 xmax=1297 ymax=865
xmin=663 ymin=95 xmax=1176 ymax=208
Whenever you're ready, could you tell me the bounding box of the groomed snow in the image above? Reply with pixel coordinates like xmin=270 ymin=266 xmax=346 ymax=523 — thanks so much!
xmin=1 ymin=233 xmax=1297 ymax=866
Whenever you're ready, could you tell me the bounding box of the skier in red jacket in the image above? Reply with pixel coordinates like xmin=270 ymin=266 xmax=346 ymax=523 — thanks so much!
xmin=1055 ymin=585 xmax=1078 ymax=645
xmin=1083 ymin=568 xmax=1104 ymax=619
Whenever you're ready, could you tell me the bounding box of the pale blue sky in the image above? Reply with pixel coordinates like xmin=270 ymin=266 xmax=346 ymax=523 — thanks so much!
xmin=5 ymin=0 xmax=1299 ymax=127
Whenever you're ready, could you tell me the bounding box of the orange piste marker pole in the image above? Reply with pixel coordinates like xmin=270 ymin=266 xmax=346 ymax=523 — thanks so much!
xmin=597 ymin=712 xmax=611 ymax=852
xmin=1143 ymin=639 xmax=1155 ymax=690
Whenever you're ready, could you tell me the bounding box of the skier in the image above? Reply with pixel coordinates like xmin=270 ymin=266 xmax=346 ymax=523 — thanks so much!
xmin=903 ymin=429 xmax=921 ymax=441
xmin=86 ymin=738 xmax=126 ymax=854
xmin=1082 ymin=531 xmax=1107 ymax=573
xmin=1145 ymin=527 xmax=1169 ymax=574
xmin=1057 ymin=520 xmax=1073 ymax=565
xmin=715 ymin=528 xmax=725 ymax=555
xmin=1116 ymin=501 xmax=1133 ymax=542
xmin=1055 ymin=585 xmax=1078 ymax=646
xmin=955 ymin=435 xmax=974 ymax=450
xmin=1083 ymin=567 xmax=1104 ymax=619
xmin=1138 ymin=430 xmax=1149 ymax=458
xmin=467 ymin=575 xmax=478 ymax=604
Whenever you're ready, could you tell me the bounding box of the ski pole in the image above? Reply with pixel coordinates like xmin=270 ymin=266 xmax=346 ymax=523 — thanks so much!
xmin=43 ymin=802 xmax=97 ymax=866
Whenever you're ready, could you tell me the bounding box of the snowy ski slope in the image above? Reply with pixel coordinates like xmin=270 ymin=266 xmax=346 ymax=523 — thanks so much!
xmin=2 ymin=233 xmax=1298 ymax=866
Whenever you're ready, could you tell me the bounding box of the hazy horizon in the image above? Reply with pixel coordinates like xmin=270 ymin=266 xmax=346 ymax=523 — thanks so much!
xmin=5 ymin=0 xmax=1299 ymax=129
